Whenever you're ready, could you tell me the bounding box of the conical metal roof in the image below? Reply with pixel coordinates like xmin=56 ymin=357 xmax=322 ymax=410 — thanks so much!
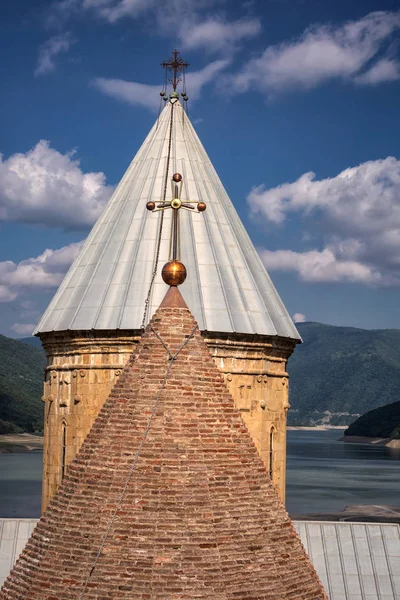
xmin=34 ymin=99 xmax=299 ymax=339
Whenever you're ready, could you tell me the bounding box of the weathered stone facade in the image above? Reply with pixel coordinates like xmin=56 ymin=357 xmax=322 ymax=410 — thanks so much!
xmin=207 ymin=333 xmax=296 ymax=501
xmin=40 ymin=330 xmax=296 ymax=511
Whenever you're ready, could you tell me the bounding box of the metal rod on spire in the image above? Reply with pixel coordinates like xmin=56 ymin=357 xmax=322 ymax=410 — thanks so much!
xmin=172 ymin=184 xmax=179 ymax=261
xmin=146 ymin=173 xmax=206 ymax=286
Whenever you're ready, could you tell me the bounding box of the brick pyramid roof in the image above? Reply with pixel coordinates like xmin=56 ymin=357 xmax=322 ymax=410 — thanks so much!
xmin=1 ymin=287 xmax=326 ymax=600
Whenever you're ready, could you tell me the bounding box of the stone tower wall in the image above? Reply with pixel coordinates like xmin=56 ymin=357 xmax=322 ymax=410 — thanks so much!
xmin=40 ymin=330 xmax=296 ymax=511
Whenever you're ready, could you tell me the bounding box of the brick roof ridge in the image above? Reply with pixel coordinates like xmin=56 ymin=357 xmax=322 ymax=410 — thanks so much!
xmin=159 ymin=285 xmax=188 ymax=309
xmin=1 ymin=298 xmax=326 ymax=600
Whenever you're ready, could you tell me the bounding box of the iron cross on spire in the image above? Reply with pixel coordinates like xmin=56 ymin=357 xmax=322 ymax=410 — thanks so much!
xmin=161 ymin=50 xmax=190 ymax=91
xmin=146 ymin=173 xmax=206 ymax=286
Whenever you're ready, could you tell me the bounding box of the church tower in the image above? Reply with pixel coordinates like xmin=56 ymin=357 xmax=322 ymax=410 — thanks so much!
xmin=34 ymin=52 xmax=300 ymax=511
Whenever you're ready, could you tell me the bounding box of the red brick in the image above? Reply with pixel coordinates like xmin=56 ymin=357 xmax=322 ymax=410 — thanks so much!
xmin=0 ymin=288 xmax=326 ymax=600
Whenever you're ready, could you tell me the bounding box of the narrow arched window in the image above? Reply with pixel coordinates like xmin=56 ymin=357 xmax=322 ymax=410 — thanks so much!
xmin=61 ymin=422 xmax=67 ymax=481
xmin=269 ymin=427 xmax=275 ymax=480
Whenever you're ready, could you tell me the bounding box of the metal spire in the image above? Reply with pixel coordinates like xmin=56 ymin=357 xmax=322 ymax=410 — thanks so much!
xmin=34 ymin=97 xmax=300 ymax=339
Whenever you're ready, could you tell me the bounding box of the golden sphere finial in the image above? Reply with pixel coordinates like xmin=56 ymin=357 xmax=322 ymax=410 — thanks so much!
xmin=172 ymin=173 xmax=182 ymax=182
xmin=162 ymin=260 xmax=187 ymax=286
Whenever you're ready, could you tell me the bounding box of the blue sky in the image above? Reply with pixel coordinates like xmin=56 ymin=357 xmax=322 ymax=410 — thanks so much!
xmin=1 ymin=0 xmax=400 ymax=337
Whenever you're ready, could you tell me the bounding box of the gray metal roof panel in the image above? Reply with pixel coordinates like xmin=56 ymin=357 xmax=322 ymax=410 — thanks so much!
xmin=2 ymin=519 xmax=399 ymax=598
xmin=293 ymin=521 xmax=400 ymax=600
xmin=34 ymin=101 xmax=300 ymax=339
xmin=0 ymin=519 xmax=36 ymax=588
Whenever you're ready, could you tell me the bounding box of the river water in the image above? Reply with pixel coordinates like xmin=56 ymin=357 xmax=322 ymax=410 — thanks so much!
xmin=0 ymin=430 xmax=399 ymax=518
xmin=286 ymin=429 xmax=400 ymax=515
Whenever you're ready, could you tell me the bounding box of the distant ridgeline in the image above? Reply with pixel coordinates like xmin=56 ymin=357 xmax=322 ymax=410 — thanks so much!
xmin=2 ymin=323 xmax=400 ymax=431
xmin=0 ymin=334 xmax=45 ymax=434
xmin=288 ymin=322 xmax=400 ymax=427
xmin=344 ymin=400 xmax=400 ymax=439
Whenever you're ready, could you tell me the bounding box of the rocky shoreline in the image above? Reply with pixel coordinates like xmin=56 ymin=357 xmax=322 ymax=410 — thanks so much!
xmin=293 ymin=504 xmax=400 ymax=524
xmin=0 ymin=434 xmax=43 ymax=453
xmin=0 ymin=428 xmax=348 ymax=452
xmin=341 ymin=435 xmax=400 ymax=448
xmin=3 ymin=431 xmax=399 ymax=452
xmin=287 ymin=426 xmax=347 ymax=431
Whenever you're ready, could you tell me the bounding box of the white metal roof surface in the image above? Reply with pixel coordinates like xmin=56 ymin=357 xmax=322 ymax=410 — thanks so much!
xmin=295 ymin=521 xmax=400 ymax=600
xmin=1 ymin=519 xmax=399 ymax=598
xmin=0 ymin=519 xmax=36 ymax=588
xmin=34 ymin=100 xmax=299 ymax=339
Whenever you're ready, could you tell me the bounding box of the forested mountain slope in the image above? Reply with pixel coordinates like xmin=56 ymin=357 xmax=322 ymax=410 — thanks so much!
xmin=0 ymin=335 xmax=45 ymax=433
xmin=344 ymin=400 xmax=400 ymax=438
xmin=288 ymin=323 xmax=400 ymax=426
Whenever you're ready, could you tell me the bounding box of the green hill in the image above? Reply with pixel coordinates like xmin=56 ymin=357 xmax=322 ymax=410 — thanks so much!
xmin=344 ymin=400 xmax=400 ymax=439
xmin=19 ymin=336 xmax=43 ymax=349
xmin=288 ymin=323 xmax=400 ymax=426
xmin=0 ymin=334 xmax=46 ymax=434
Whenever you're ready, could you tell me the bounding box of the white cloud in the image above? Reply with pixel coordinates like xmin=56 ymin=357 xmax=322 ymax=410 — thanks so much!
xmin=0 ymin=286 xmax=17 ymax=302
xmin=0 ymin=140 xmax=113 ymax=229
xmin=181 ymin=18 xmax=261 ymax=53
xmin=84 ymin=0 xmax=151 ymax=22
xmin=20 ymin=300 xmax=36 ymax=310
xmin=354 ymin=58 xmax=400 ymax=84
xmin=35 ymin=32 xmax=76 ymax=76
xmin=249 ymin=157 xmax=400 ymax=227
xmin=0 ymin=242 xmax=82 ymax=303
xmin=17 ymin=300 xmax=40 ymax=321
xmin=47 ymin=0 xmax=256 ymax=54
xmin=233 ymin=11 xmax=400 ymax=93
xmin=11 ymin=323 xmax=37 ymax=336
xmin=93 ymin=79 xmax=161 ymax=111
xmin=48 ymin=0 xmax=197 ymax=24
xmin=93 ymin=59 xmax=230 ymax=111
xmin=185 ymin=60 xmax=231 ymax=96
xmin=292 ymin=313 xmax=306 ymax=323
xmin=50 ymin=0 xmax=220 ymax=26
xmin=260 ymin=249 xmax=392 ymax=286
xmin=250 ymin=157 xmax=400 ymax=286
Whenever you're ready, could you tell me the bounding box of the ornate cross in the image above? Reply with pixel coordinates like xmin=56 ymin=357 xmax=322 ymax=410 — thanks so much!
xmin=146 ymin=173 xmax=206 ymax=285
xmin=161 ymin=50 xmax=190 ymax=92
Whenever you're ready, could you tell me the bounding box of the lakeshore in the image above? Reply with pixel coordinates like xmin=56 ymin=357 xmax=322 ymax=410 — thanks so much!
xmin=341 ymin=435 xmax=400 ymax=448
xmin=2 ymin=429 xmax=400 ymax=451
xmin=0 ymin=428 xmax=347 ymax=452
xmin=0 ymin=434 xmax=43 ymax=453
xmin=292 ymin=503 xmax=400 ymax=524
xmin=287 ymin=426 xmax=347 ymax=431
